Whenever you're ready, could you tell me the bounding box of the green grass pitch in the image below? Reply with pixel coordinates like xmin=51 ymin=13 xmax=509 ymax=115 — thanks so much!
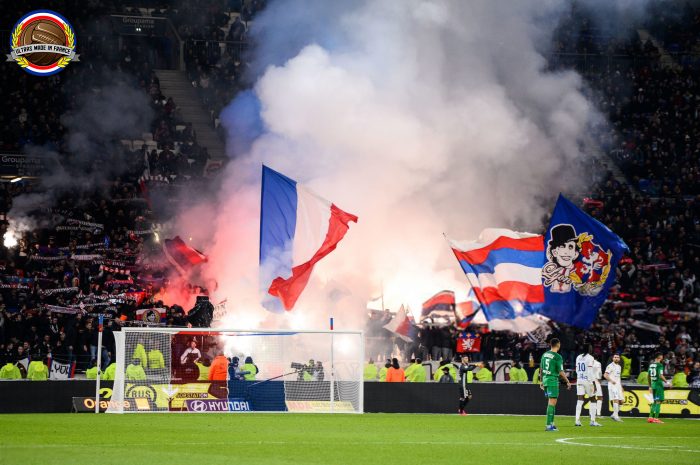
xmin=0 ymin=414 xmax=698 ymax=465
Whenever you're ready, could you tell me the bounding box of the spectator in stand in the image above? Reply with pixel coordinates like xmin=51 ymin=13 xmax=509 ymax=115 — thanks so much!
xmin=227 ymin=16 xmax=246 ymax=42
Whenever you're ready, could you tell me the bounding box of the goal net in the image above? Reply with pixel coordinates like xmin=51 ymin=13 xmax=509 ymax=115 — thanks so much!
xmin=107 ymin=328 xmax=364 ymax=413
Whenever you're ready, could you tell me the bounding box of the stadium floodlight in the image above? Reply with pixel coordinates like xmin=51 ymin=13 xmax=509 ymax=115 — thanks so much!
xmin=107 ymin=327 xmax=364 ymax=414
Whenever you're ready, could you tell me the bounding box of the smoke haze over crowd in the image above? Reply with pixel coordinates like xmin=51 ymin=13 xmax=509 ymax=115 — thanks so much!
xmin=176 ymin=0 xmax=648 ymax=329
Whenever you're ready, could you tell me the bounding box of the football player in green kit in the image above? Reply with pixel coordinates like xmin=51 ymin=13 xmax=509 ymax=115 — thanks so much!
xmin=647 ymin=353 xmax=668 ymax=424
xmin=540 ymin=338 xmax=572 ymax=431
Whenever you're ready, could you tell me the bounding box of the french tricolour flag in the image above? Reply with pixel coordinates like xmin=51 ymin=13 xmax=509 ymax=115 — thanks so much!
xmin=260 ymin=166 xmax=358 ymax=311
xmin=448 ymin=229 xmax=546 ymax=333
xmin=383 ymin=305 xmax=416 ymax=342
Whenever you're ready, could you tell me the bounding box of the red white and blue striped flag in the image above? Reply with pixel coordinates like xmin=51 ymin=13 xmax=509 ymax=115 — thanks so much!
xmin=456 ymin=288 xmax=481 ymax=329
xmin=420 ymin=290 xmax=455 ymax=324
xmin=383 ymin=305 xmax=416 ymax=342
xmin=448 ymin=229 xmax=546 ymax=333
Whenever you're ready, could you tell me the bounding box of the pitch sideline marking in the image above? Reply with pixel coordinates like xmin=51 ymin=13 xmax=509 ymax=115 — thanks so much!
xmin=0 ymin=440 xmax=561 ymax=449
xmin=556 ymin=436 xmax=700 ymax=453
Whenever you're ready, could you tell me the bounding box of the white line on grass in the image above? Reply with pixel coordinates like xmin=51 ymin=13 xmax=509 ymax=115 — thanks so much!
xmin=556 ymin=437 xmax=700 ymax=453
xmin=0 ymin=440 xmax=562 ymax=449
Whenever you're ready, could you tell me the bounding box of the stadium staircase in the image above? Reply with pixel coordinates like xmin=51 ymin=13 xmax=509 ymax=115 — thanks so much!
xmin=154 ymin=69 xmax=226 ymax=160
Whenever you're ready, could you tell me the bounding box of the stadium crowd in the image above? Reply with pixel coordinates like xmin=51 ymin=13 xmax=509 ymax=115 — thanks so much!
xmin=371 ymin=1 xmax=700 ymax=385
xmin=0 ymin=0 xmax=224 ymax=378
xmin=0 ymin=0 xmax=698 ymax=385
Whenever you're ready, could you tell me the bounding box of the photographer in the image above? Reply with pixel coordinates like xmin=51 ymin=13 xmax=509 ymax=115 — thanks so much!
xmin=294 ymin=359 xmax=316 ymax=381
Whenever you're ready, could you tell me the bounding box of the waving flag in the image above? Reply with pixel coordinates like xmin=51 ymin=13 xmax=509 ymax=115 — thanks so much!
xmin=448 ymin=229 xmax=546 ymax=333
xmin=163 ymin=236 xmax=207 ymax=276
xmin=420 ymin=290 xmax=455 ymax=324
xmin=383 ymin=305 xmax=415 ymax=342
xmin=260 ymin=166 xmax=358 ymax=311
xmin=540 ymin=194 xmax=629 ymax=328
xmin=456 ymin=289 xmax=481 ymax=329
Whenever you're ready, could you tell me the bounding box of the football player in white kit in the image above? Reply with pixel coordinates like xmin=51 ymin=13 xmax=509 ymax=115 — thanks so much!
xmin=575 ymin=350 xmax=602 ymax=426
xmin=604 ymin=353 xmax=624 ymax=422
xmin=592 ymin=358 xmax=604 ymax=418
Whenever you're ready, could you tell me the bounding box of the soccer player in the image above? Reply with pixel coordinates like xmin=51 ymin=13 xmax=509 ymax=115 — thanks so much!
xmin=648 ymin=353 xmax=668 ymax=424
xmin=458 ymin=356 xmax=477 ymax=416
xmin=592 ymin=358 xmax=604 ymax=419
xmin=604 ymin=354 xmax=624 ymax=422
xmin=574 ymin=349 xmax=601 ymax=426
xmin=540 ymin=338 xmax=571 ymax=431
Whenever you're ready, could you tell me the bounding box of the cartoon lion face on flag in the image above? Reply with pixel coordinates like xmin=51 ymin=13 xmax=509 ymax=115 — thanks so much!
xmin=542 ymin=224 xmax=612 ymax=296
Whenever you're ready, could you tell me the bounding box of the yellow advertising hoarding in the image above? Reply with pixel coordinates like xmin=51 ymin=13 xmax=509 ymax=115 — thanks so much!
xmin=617 ymin=389 xmax=700 ymax=415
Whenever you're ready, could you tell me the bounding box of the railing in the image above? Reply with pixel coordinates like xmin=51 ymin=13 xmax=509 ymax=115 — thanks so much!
xmin=184 ymin=38 xmax=249 ymax=64
xmin=551 ymin=51 xmax=700 ymax=71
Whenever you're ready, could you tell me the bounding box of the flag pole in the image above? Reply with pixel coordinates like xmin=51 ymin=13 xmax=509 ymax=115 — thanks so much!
xmin=381 ymin=280 xmax=385 ymax=311
xmin=330 ymin=317 xmax=335 ymax=414
xmin=94 ymin=314 xmax=104 ymax=414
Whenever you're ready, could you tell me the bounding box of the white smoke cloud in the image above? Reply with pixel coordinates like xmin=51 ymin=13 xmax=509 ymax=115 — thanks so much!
xmin=177 ymin=0 xmax=612 ymax=330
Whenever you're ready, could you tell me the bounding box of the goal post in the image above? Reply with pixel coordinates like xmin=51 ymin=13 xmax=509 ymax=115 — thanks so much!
xmin=107 ymin=328 xmax=364 ymax=414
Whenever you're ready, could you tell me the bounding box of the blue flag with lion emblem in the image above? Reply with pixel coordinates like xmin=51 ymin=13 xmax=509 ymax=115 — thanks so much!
xmin=540 ymin=194 xmax=629 ymax=328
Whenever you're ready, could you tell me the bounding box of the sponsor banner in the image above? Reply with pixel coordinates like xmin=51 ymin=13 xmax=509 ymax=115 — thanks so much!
xmin=0 ymin=154 xmax=51 ymax=177
xmin=125 ymin=382 xmax=217 ymax=409
xmin=616 ymin=389 xmax=700 ymax=415
xmin=110 ymin=15 xmax=168 ymax=36
xmin=285 ymin=400 xmax=355 ymax=413
xmin=49 ymin=360 xmax=75 ymax=379
xmin=186 ymin=398 xmax=252 ymax=412
xmin=72 ymin=397 xmax=138 ymax=413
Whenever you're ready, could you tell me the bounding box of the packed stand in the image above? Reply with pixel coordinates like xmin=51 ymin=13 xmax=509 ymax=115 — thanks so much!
xmin=0 ymin=1 xmax=219 ymax=379
xmin=367 ymin=2 xmax=699 ymax=385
